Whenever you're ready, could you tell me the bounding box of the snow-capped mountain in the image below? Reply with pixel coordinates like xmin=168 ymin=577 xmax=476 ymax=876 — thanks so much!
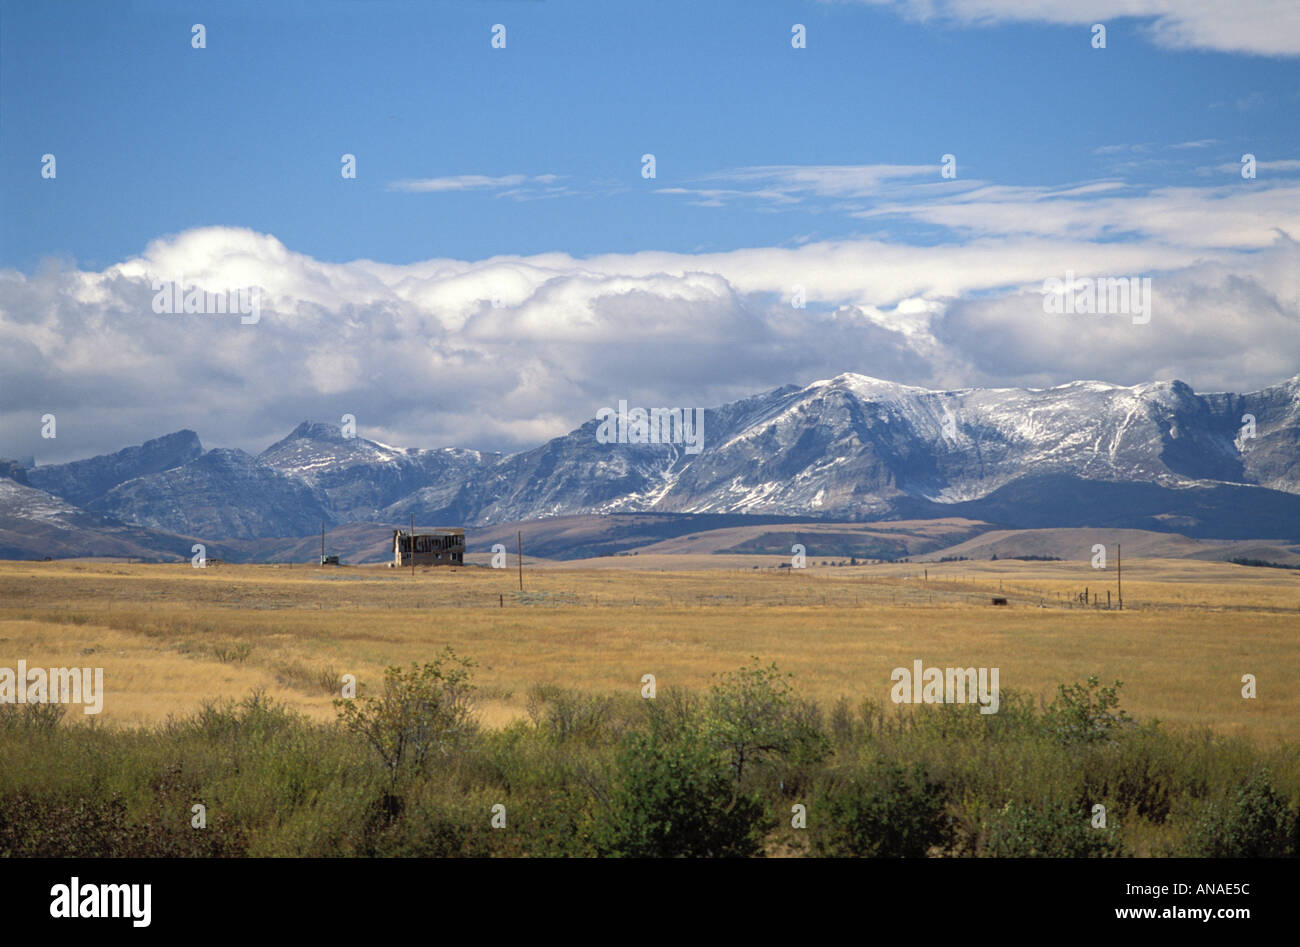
xmin=390 ymin=372 xmax=1300 ymax=528
xmin=259 ymin=421 xmax=496 ymax=522
xmin=10 ymin=372 xmax=1300 ymax=546
xmin=0 ymin=476 xmax=196 ymax=560
xmin=88 ymin=447 xmax=334 ymax=540
xmin=26 ymin=429 xmax=203 ymax=508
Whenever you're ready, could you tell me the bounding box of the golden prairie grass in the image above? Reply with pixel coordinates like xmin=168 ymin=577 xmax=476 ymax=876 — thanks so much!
xmin=0 ymin=557 xmax=1295 ymax=740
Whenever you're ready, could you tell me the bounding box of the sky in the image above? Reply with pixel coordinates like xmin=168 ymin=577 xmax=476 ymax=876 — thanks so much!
xmin=1 ymin=0 xmax=1298 ymax=464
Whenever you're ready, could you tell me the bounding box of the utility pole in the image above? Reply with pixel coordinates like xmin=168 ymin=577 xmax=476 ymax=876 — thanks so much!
xmin=517 ymin=530 xmax=523 ymax=591
xmin=1117 ymin=543 xmax=1122 ymax=610
xmin=320 ymin=520 xmax=324 ymax=566
xmin=410 ymin=513 xmax=415 ymax=578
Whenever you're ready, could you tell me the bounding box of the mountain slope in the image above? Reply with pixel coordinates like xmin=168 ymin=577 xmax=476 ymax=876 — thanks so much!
xmin=18 ymin=373 xmax=1300 ymax=546
xmin=90 ymin=448 xmax=333 ymax=540
xmin=26 ymin=430 xmax=204 ymax=507
xmin=258 ymin=421 xmax=496 ymax=521
xmin=0 ymin=478 xmax=196 ymax=561
xmin=427 ymin=373 xmax=1300 ymax=530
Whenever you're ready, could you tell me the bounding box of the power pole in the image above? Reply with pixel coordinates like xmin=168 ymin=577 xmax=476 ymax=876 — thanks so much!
xmin=320 ymin=519 xmax=324 ymax=566
xmin=1117 ymin=543 xmax=1122 ymax=611
xmin=410 ymin=513 xmax=415 ymax=578
xmin=517 ymin=530 xmax=523 ymax=591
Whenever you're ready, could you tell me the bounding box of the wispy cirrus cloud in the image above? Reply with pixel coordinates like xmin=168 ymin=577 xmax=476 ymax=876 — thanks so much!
xmin=1092 ymin=144 xmax=1154 ymax=156
xmin=654 ymin=154 xmax=1300 ymax=249
xmin=836 ymin=0 xmax=1300 ymax=57
xmin=1211 ymin=158 xmax=1300 ymax=174
xmin=1090 ymin=142 xmax=1239 ymax=177
xmin=388 ymin=173 xmax=567 ymax=199
xmin=656 ymin=163 xmax=958 ymax=209
xmin=852 ymin=179 xmax=1300 ymax=247
xmin=707 ymin=164 xmax=939 ymax=197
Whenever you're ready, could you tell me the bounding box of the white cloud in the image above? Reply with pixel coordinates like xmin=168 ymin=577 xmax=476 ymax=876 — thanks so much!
xmin=840 ymin=0 xmax=1300 ymax=56
xmin=658 ymin=163 xmax=946 ymax=208
xmin=387 ymin=173 xmax=567 ymax=199
xmin=853 ymin=180 xmax=1300 ymax=248
xmin=1092 ymin=144 xmax=1152 ymax=155
xmin=1212 ymin=158 xmax=1300 ymax=174
xmin=2 ymin=171 xmax=1298 ymax=464
xmin=389 ymin=174 xmax=528 ymax=192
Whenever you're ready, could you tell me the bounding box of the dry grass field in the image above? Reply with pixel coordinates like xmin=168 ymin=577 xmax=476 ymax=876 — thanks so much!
xmin=0 ymin=556 xmax=1296 ymax=741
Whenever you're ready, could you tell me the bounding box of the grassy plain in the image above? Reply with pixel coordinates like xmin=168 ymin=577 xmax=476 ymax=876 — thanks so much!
xmin=0 ymin=556 xmax=1295 ymax=742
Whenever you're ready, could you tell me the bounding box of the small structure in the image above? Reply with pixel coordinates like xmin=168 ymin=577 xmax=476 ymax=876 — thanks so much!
xmin=991 ymin=596 xmax=1008 ymax=606
xmin=393 ymin=528 xmax=465 ymax=567
xmin=320 ymin=555 xmax=340 ymax=566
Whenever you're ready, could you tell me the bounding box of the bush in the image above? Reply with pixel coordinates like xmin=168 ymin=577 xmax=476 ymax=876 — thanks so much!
xmin=1184 ymin=769 xmax=1298 ymax=857
xmin=1079 ymin=725 xmax=1178 ymax=823
xmin=595 ymin=724 xmax=768 ymax=857
xmin=0 ymin=789 xmax=246 ymax=857
xmin=334 ymin=648 xmax=477 ymax=788
xmin=0 ymin=659 xmax=1295 ymax=860
xmin=0 ymin=701 xmax=67 ymax=735
xmin=358 ymin=792 xmax=495 ymax=858
xmin=983 ymin=799 xmax=1126 ymax=857
xmin=526 ymin=684 xmax=615 ymax=744
xmin=704 ymin=660 xmax=830 ymax=788
xmin=1043 ymin=676 xmax=1133 ymax=745
xmin=813 ymin=761 xmax=951 ymax=857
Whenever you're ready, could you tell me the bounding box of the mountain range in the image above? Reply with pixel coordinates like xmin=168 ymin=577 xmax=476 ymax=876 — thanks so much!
xmin=4 ymin=372 xmax=1300 ymax=561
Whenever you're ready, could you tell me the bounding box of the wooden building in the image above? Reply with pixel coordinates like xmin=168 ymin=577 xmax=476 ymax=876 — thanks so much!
xmin=393 ymin=528 xmax=465 ymax=567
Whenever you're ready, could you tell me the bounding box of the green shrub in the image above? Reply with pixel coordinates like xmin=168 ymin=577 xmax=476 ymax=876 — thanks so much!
xmin=1184 ymin=769 xmax=1298 ymax=857
xmin=1043 ymin=676 xmax=1134 ymax=745
xmin=359 ymin=791 xmax=496 ymax=857
xmin=0 ymin=661 xmax=1295 ymax=860
xmin=595 ymin=725 xmax=768 ymax=857
xmin=334 ymin=648 xmax=477 ymax=788
xmin=813 ymin=761 xmax=951 ymax=857
xmin=526 ymin=683 xmax=615 ymax=744
xmin=1079 ymin=725 xmax=1178 ymax=823
xmin=704 ymin=660 xmax=830 ymax=788
xmin=983 ymin=799 xmax=1126 ymax=857
xmin=0 ymin=789 xmax=246 ymax=857
xmin=0 ymin=701 xmax=67 ymax=735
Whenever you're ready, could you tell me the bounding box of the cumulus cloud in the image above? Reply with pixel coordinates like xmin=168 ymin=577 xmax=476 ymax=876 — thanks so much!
xmin=933 ymin=244 xmax=1300 ymax=390
xmin=2 ymin=176 xmax=1298 ymax=465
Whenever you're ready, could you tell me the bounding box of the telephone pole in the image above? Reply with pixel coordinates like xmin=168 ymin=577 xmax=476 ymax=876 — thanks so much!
xmin=517 ymin=530 xmax=523 ymax=591
xmin=1117 ymin=543 xmax=1122 ymax=610
xmin=410 ymin=513 xmax=415 ymax=577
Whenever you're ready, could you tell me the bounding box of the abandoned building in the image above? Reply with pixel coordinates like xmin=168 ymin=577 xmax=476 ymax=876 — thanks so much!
xmin=392 ymin=528 xmax=465 ymax=567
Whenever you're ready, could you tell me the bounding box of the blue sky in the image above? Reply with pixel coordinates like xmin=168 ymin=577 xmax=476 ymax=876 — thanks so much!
xmin=3 ymin=0 xmax=1296 ymax=268
xmin=1 ymin=0 xmax=1298 ymax=464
